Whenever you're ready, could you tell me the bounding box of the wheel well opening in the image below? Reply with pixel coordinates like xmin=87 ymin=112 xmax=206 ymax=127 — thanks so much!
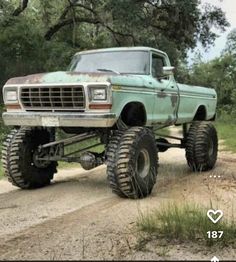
xmin=194 ymin=106 xmax=206 ymax=121
xmin=120 ymin=102 xmax=147 ymax=126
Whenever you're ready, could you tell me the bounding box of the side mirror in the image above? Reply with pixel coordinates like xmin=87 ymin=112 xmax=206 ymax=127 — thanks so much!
xmin=163 ymin=66 xmax=175 ymax=76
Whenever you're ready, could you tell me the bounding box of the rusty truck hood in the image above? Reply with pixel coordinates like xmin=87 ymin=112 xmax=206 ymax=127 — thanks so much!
xmin=6 ymin=71 xmax=149 ymax=88
xmin=6 ymin=71 xmax=114 ymax=85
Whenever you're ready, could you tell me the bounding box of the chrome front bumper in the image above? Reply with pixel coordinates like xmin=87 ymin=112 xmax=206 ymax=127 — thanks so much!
xmin=3 ymin=112 xmax=117 ymax=127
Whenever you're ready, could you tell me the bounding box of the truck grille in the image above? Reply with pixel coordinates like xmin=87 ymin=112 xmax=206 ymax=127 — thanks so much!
xmin=20 ymin=85 xmax=85 ymax=111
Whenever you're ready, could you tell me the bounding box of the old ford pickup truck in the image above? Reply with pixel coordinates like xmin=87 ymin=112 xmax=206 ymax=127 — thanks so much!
xmin=1 ymin=47 xmax=218 ymax=199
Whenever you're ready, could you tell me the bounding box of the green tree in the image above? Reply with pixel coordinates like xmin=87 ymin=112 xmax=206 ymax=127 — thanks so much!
xmin=0 ymin=0 xmax=230 ymax=92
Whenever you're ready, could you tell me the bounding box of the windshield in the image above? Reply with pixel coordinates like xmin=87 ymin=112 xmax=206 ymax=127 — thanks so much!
xmin=69 ymin=51 xmax=150 ymax=75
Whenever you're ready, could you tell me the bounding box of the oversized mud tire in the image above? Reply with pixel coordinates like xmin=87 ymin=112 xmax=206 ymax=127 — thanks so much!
xmin=106 ymin=127 xmax=158 ymax=199
xmin=185 ymin=121 xmax=218 ymax=172
xmin=1 ymin=127 xmax=57 ymax=189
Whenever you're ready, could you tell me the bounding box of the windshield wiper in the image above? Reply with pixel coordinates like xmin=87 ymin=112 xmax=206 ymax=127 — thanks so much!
xmin=97 ymin=68 xmax=120 ymax=75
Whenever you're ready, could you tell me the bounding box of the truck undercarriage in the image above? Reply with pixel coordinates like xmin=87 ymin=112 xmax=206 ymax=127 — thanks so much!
xmin=34 ymin=125 xmax=187 ymax=166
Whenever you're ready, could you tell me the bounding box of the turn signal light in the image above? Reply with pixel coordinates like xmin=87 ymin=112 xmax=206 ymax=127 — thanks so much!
xmin=6 ymin=104 xmax=21 ymax=110
xmin=89 ymin=104 xmax=112 ymax=110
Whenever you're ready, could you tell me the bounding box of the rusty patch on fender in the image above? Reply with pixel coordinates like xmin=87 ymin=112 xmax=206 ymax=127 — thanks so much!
xmin=6 ymin=73 xmax=46 ymax=85
xmin=171 ymin=94 xmax=178 ymax=107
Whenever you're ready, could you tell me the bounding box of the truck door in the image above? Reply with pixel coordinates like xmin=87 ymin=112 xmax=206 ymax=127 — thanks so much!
xmin=151 ymin=52 xmax=179 ymax=125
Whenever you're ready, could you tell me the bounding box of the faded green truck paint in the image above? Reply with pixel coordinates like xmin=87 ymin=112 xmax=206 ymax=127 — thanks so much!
xmin=110 ymin=75 xmax=216 ymax=126
xmin=2 ymin=47 xmax=217 ymax=128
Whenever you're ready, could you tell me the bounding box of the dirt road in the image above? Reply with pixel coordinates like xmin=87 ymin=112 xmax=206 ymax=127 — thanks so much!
xmin=0 ymin=141 xmax=236 ymax=260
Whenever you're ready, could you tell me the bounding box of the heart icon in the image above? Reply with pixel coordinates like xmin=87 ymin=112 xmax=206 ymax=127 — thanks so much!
xmin=207 ymin=209 xmax=224 ymax=224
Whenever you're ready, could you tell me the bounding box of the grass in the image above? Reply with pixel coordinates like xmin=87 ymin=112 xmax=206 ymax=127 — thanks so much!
xmin=137 ymin=203 xmax=236 ymax=247
xmin=215 ymin=122 xmax=236 ymax=153
xmin=58 ymin=161 xmax=81 ymax=169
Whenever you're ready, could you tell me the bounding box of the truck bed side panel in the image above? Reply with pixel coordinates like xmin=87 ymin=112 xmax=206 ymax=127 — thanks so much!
xmin=176 ymin=84 xmax=217 ymax=124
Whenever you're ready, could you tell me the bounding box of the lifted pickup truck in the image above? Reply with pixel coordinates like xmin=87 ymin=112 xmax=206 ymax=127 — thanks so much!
xmin=1 ymin=47 xmax=218 ymax=199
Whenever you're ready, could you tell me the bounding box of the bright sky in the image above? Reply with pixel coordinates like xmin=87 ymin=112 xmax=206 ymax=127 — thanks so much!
xmin=188 ymin=0 xmax=236 ymax=63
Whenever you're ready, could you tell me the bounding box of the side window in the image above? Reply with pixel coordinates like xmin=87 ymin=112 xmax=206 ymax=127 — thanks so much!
xmin=152 ymin=54 xmax=165 ymax=79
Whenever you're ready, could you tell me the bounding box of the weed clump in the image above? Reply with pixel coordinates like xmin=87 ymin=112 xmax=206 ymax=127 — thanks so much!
xmin=137 ymin=203 xmax=236 ymax=247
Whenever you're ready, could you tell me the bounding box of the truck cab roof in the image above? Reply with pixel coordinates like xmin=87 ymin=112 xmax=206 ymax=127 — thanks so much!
xmin=76 ymin=46 xmax=168 ymax=57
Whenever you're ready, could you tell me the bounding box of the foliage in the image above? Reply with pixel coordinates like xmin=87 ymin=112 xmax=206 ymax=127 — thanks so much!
xmin=224 ymin=28 xmax=236 ymax=55
xmin=137 ymin=202 xmax=236 ymax=247
xmin=215 ymin=121 xmax=236 ymax=153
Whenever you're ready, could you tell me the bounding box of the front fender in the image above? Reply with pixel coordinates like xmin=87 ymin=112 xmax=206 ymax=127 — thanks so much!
xmin=111 ymin=86 xmax=155 ymax=126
